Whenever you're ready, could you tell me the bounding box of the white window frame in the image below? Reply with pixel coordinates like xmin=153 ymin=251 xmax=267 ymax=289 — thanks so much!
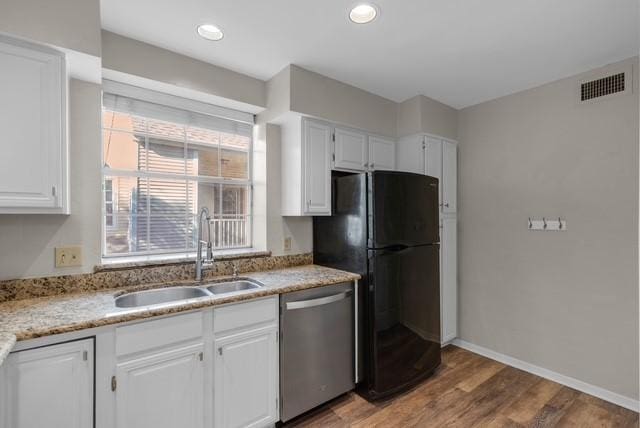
xmin=101 ymin=81 xmax=254 ymax=259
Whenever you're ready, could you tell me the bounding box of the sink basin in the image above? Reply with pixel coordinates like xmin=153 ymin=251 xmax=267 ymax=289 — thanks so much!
xmin=115 ymin=286 xmax=211 ymax=308
xmin=206 ymin=279 xmax=263 ymax=295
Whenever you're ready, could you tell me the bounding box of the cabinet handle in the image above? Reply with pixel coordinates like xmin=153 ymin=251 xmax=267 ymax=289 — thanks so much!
xmin=370 ymin=163 xmax=375 ymax=169
xmin=444 ymin=203 xmax=449 ymax=208
xmin=218 ymin=347 xmax=223 ymax=356
xmin=198 ymin=352 xmax=203 ymax=361
xmin=111 ymin=376 xmax=117 ymax=392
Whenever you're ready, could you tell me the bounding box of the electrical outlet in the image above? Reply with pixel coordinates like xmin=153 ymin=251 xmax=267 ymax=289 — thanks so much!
xmin=283 ymin=237 xmax=292 ymax=251
xmin=55 ymin=246 xmax=83 ymax=268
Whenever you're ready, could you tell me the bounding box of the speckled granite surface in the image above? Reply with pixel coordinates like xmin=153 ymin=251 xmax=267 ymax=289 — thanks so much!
xmin=0 ymin=332 xmax=16 ymax=365
xmin=0 ymin=253 xmax=312 ymax=303
xmin=0 ymin=264 xmax=360 ymax=366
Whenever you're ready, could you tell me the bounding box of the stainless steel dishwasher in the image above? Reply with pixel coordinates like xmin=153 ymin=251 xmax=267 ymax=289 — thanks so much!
xmin=280 ymin=281 xmax=356 ymax=422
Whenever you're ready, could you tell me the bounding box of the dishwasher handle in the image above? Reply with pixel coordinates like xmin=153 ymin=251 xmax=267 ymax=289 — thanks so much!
xmin=285 ymin=290 xmax=352 ymax=310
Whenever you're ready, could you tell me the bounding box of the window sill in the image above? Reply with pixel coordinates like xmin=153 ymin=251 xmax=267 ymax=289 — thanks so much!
xmin=95 ymin=249 xmax=271 ymax=272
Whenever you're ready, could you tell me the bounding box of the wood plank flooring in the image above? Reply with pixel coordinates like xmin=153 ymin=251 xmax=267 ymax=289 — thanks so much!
xmin=284 ymin=345 xmax=638 ymax=428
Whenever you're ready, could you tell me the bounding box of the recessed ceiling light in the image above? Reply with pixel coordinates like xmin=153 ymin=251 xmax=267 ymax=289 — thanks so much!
xmin=349 ymin=4 xmax=378 ymax=24
xmin=197 ymin=24 xmax=224 ymax=41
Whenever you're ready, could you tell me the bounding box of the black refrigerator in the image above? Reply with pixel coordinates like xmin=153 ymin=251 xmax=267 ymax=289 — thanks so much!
xmin=313 ymin=170 xmax=441 ymax=400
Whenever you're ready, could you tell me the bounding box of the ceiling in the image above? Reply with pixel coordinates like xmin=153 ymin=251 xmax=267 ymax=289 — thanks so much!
xmin=101 ymin=0 xmax=639 ymax=109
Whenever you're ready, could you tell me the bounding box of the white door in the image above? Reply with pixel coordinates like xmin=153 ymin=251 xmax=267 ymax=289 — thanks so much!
xmin=395 ymin=135 xmax=425 ymax=174
xmin=0 ymin=36 xmax=66 ymax=213
xmin=303 ymin=119 xmax=332 ymax=215
xmin=2 ymin=339 xmax=93 ymax=428
xmin=441 ymin=216 xmax=458 ymax=343
xmin=368 ymin=136 xmax=395 ymax=171
xmin=441 ymin=141 xmax=457 ymax=213
xmin=424 ymin=137 xmax=443 ymax=207
xmin=214 ymin=327 xmax=278 ymax=428
xmin=334 ymin=127 xmax=367 ymax=171
xmin=116 ymin=343 xmax=205 ymax=428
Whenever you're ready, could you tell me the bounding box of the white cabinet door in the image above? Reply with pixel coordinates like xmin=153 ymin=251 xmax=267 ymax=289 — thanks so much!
xmin=441 ymin=141 xmax=457 ymax=213
xmin=368 ymin=136 xmax=395 ymax=171
xmin=396 ymin=135 xmax=425 ymax=174
xmin=303 ymin=119 xmax=332 ymax=215
xmin=2 ymin=339 xmax=93 ymax=428
xmin=214 ymin=327 xmax=278 ymax=428
xmin=441 ymin=216 xmax=457 ymax=343
xmin=424 ymin=137 xmax=443 ymax=206
xmin=116 ymin=343 xmax=205 ymax=428
xmin=0 ymin=35 xmax=67 ymax=214
xmin=334 ymin=127 xmax=368 ymax=171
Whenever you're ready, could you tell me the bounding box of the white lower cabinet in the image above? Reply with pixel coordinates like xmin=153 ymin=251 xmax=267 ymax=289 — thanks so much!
xmin=213 ymin=297 xmax=279 ymax=428
xmin=115 ymin=343 xmax=205 ymax=428
xmin=2 ymin=298 xmax=280 ymax=428
xmin=1 ymin=338 xmax=94 ymax=428
xmin=214 ymin=328 xmax=278 ymax=428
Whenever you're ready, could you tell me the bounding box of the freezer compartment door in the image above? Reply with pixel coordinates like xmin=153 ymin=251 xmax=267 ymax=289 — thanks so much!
xmin=369 ymin=171 xmax=440 ymax=248
xmin=366 ymin=244 xmax=441 ymax=398
xmin=313 ymin=173 xmax=367 ymax=274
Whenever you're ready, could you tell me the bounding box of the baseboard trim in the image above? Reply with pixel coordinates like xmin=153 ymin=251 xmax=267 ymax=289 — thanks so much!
xmin=452 ymin=339 xmax=639 ymax=412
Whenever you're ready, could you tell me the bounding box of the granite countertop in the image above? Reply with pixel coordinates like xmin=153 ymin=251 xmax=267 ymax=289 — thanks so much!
xmin=0 ymin=264 xmax=360 ymax=366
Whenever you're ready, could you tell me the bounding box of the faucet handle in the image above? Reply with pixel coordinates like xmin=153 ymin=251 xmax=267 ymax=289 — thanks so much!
xmin=206 ymin=242 xmax=213 ymax=260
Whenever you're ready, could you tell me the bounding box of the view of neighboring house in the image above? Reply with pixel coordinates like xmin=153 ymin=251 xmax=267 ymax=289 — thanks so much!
xmin=102 ymin=109 xmax=250 ymax=256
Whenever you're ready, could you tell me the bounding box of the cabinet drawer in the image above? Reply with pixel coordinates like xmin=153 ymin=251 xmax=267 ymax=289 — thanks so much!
xmin=214 ymin=297 xmax=277 ymax=335
xmin=116 ymin=312 xmax=203 ymax=356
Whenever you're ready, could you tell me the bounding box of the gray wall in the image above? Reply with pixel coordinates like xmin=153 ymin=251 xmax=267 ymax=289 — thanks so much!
xmin=289 ymin=65 xmax=398 ymax=137
xmin=0 ymin=81 xmax=102 ymax=280
xmin=397 ymin=95 xmax=458 ymax=140
xmin=101 ymin=31 xmax=266 ymax=110
xmin=457 ymin=57 xmax=639 ymax=399
xmin=0 ymin=0 xmax=101 ymax=56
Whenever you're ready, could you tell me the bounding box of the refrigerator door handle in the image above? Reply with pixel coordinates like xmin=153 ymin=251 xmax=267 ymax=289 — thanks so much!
xmin=285 ymin=290 xmax=352 ymax=310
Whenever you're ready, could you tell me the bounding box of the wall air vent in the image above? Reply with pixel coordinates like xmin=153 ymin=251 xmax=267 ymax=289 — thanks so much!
xmin=580 ymin=72 xmax=625 ymax=101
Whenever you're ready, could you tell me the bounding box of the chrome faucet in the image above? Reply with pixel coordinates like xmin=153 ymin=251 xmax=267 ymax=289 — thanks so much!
xmin=195 ymin=207 xmax=214 ymax=281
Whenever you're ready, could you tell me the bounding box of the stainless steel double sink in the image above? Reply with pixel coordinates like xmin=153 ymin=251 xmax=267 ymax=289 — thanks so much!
xmin=115 ymin=279 xmax=264 ymax=308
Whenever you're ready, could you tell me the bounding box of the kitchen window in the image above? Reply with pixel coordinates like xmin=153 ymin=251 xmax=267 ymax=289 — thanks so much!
xmin=101 ymin=82 xmax=254 ymax=257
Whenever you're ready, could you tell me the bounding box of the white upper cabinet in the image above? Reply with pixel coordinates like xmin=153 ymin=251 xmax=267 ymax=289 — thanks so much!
xmin=334 ymin=127 xmax=368 ymax=171
xmin=2 ymin=339 xmax=93 ymax=428
xmin=397 ymin=134 xmax=457 ymax=214
xmin=368 ymin=136 xmax=396 ymax=171
xmin=0 ymin=35 xmax=68 ymax=214
xmin=303 ymin=119 xmax=332 ymax=215
xmin=281 ymin=117 xmax=332 ymax=216
xmin=441 ymin=141 xmax=457 ymax=213
xmin=281 ymin=116 xmax=396 ymax=216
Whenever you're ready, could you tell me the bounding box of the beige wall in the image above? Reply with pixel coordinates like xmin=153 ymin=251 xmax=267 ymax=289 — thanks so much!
xmin=101 ymin=31 xmax=265 ymax=110
xmin=0 ymin=80 xmax=102 ymax=280
xmin=397 ymin=95 xmax=458 ymax=140
xmin=0 ymin=0 xmax=101 ymax=57
xmin=289 ymin=65 xmax=398 ymax=137
xmin=457 ymin=57 xmax=639 ymax=399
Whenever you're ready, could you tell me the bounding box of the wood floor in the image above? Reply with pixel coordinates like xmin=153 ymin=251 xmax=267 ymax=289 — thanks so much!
xmin=285 ymin=345 xmax=639 ymax=428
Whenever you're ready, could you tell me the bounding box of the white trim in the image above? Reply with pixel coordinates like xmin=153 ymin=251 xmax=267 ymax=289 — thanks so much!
xmin=452 ymin=339 xmax=640 ymax=412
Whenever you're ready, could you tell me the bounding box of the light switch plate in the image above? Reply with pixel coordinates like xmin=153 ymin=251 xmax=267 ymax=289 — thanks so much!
xmin=55 ymin=246 xmax=83 ymax=267
xmin=283 ymin=237 xmax=292 ymax=251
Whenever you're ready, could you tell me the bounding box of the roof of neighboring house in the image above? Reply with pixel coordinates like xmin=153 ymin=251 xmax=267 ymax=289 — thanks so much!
xmin=129 ymin=116 xmax=250 ymax=152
